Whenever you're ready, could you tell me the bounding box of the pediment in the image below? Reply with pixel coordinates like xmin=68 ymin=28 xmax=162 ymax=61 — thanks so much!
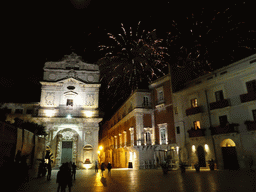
xmin=40 ymin=77 xmax=101 ymax=88
xmin=57 ymin=77 xmax=86 ymax=85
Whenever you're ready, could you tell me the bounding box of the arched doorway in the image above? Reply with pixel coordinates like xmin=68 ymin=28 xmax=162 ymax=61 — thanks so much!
xmin=55 ymin=128 xmax=79 ymax=166
xmin=197 ymin=145 xmax=206 ymax=167
xmin=221 ymin=139 xmax=239 ymax=170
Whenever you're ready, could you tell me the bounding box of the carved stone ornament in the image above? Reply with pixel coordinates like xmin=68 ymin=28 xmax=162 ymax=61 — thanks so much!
xmin=88 ymin=75 xmax=94 ymax=82
xmin=60 ymin=131 xmax=75 ymax=141
xmin=49 ymin=73 xmax=56 ymax=80
xmin=86 ymin=94 xmax=94 ymax=106
xmin=45 ymin=92 xmax=55 ymax=105
xmin=68 ymin=70 xmax=77 ymax=78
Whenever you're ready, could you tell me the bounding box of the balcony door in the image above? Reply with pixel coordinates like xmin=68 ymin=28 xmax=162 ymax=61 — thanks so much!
xmin=197 ymin=146 xmax=206 ymax=167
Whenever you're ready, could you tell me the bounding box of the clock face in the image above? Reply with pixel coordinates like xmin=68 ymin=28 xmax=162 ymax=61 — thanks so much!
xmin=88 ymin=75 xmax=94 ymax=82
xmin=49 ymin=73 xmax=56 ymax=80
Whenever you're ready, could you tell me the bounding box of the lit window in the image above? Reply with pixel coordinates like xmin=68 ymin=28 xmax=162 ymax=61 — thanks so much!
xmin=67 ymin=99 xmax=73 ymax=106
xmin=193 ymin=121 xmax=201 ymax=130
xmin=191 ymin=98 xmax=198 ymax=108
xmin=160 ymin=128 xmax=166 ymax=144
xmin=157 ymin=87 xmax=164 ymax=104
xmin=114 ymin=136 xmax=117 ymax=149
xmin=119 ymin=134 xmax=122 ymax=148
xmin=145 ymin=132 xmax=151 ymax=145
xmin=129 ymin=128 xmax=134 ymax=146
xmin=124 ymin=131 xmax=127 ymax=146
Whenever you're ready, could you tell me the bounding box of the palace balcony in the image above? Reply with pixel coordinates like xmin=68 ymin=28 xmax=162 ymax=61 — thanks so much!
xmin=240 ymin=91 xmax=256 ymax=103
xmin=209 ymin=99 xmax=230 ymax=110
xmin=187 ymin=128 xmax=206 ymax=137
xmin=210 ymin=123 xmax=239 ymax=135
xmin=186 ymin=106 xmax=202 ymax=116
xmin=245 ymin=121 xmax=256 ymax=131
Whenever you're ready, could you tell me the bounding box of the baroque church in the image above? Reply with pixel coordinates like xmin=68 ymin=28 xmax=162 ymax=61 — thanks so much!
xmin=2 ymin=53 xmax=102 ymax=169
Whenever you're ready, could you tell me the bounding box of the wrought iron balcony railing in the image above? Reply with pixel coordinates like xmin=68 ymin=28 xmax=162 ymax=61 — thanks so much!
xmin=240 ymin=91 xmax=256 ymax=103
xmin=209 ymin=99 xmax=230 ymax=110
xmin=210 ymin=123 xmax=239 ymax=135
xmin=245 ymin=121 xmax=256 ymax=131
xmin=187 ymin=128 xmax=206 ymax=137
xmin=186 ymin=106 xmax=202 ymax=116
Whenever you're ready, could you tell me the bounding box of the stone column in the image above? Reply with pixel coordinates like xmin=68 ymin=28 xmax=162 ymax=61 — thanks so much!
xmin=135 ymin=113 xmax=143 ymax=145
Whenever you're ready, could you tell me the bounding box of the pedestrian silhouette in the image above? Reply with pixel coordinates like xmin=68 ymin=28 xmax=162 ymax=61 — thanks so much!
xmin=95 ymin=161 xmax=98 ymax=173
xmin=107 ymin=162 xmax=112 ymax=176
xmin=57 ymin=163 xmax=72 ymax=192
xmin=101 ymin=163 xmax=105 ymax=177
xmin=47 ymin=162 xmax=52 ymax=180
xmin=72 ymin=162 xmax=77 ymax=180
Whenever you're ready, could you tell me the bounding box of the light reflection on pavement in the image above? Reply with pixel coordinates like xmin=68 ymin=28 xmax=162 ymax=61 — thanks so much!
xmin=17 ymin=169 xmax=256 ymax=192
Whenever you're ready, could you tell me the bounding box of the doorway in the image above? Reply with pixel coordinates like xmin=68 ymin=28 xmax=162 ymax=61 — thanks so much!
xmin=61 ymin=141 xmax=73 ymax=163
xmin=197 ymin=145 xmax=206 ymax=167
xmin=221 ymin=139 xmax=239 ymax=170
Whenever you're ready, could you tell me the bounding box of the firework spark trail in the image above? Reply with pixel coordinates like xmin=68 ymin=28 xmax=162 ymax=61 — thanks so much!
xmin=166 ymin=2 xmax=255 ymax=77
xmin=98 ymin=21 xmax=169 ymax=110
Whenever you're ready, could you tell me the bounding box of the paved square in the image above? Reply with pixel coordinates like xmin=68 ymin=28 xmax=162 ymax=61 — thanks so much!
xmin=17 ymin=169 xmax=256 ymax=192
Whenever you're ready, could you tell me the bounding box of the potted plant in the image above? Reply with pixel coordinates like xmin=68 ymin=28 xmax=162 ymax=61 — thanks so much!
xmin=208 ymin=159 xmax=215 ymax=171
xmin=194 ymin=162 xmax=200 ymax=172
xmin=179 ymin=162 xmax=187 ymax=173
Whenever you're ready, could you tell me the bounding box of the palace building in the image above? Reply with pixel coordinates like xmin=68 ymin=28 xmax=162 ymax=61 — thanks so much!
xmin=2 ymin=53 xmax=102 ymax=169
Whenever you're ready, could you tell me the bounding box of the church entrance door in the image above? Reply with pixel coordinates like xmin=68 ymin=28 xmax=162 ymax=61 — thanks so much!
xmin=61 ymin=141 xmax=73 ymax=164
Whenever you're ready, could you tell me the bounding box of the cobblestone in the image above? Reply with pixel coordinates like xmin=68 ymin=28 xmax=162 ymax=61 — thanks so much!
xmin=17 ymin=168 xmax=256 ymax=192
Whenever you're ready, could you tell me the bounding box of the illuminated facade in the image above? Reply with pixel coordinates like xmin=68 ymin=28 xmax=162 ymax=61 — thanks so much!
xmin=3 ymin=53 xmax=102 ymax=169
xmin=173 ymin=54 xmax=256 ymax=169
xmin=100 ymin=75 xmax=178 ymax=169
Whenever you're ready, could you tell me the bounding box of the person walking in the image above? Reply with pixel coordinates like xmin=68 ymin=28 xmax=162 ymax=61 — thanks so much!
xmin=95 ymin=161 xmax=98 ymax=173
xmin=101 ymin=163 xmax=105 ymax=177
xmin=72 ymin=162 xmax=77 ymax=180
xmin=47 ymin=162 xmax=52 ymax=180
xmin=57 ymin=163 xmax=72 ymax=192
xmin=107 ymin=162 xmax=112 ymax=176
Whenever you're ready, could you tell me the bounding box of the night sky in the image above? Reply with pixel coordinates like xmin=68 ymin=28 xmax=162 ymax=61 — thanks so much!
xmin=1 ymin=0 xmax=255 ymax=119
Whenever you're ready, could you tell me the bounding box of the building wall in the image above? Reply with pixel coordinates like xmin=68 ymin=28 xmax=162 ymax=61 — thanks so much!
xmin=173 ymin=53 xmax=256 ymax=169
xmin=100 ymin=75 xmax=178 ymax=169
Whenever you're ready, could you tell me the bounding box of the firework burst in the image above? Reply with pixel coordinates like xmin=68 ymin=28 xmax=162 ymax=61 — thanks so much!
xmin=98 ymin=21 xmax=169 ymax=110
xmin=166 ymin=2 xmax=256 ymax=78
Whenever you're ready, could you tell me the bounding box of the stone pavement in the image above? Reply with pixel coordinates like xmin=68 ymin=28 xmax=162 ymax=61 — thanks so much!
xmin=16 ymin=168 xmax=256 ymax=192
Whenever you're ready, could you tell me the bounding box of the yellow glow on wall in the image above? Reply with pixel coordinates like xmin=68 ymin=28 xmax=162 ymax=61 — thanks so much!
xmin=99 ymin=146 xmax=103 ymax=150
xmin=192 ymin=145 xmax=196 ymax=152
xmin=220 ymin=139 xmax=236 ymax=147
xmin=45 ymin=110 xmax=54 ymax=117
xmin=129 ymin=152 xmax=133 ymax=161
xmin=83 ymin=163 xmax=93 ymax=169
xmin=84 ymin=111 xmax=93 ymax=117
xmin=204 ymin=144 xmax=209 ymax=151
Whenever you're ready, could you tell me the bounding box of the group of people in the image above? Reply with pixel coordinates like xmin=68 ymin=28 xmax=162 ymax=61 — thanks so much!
xmin=56 ymin=162 xmax=77 ymax=192
xmin=95 ymin=162 xmax=112 ymax=176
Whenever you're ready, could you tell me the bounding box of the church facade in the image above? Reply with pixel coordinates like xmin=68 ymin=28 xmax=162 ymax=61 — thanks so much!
xmin=3 ymin=53 xmax=102 ymax=169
